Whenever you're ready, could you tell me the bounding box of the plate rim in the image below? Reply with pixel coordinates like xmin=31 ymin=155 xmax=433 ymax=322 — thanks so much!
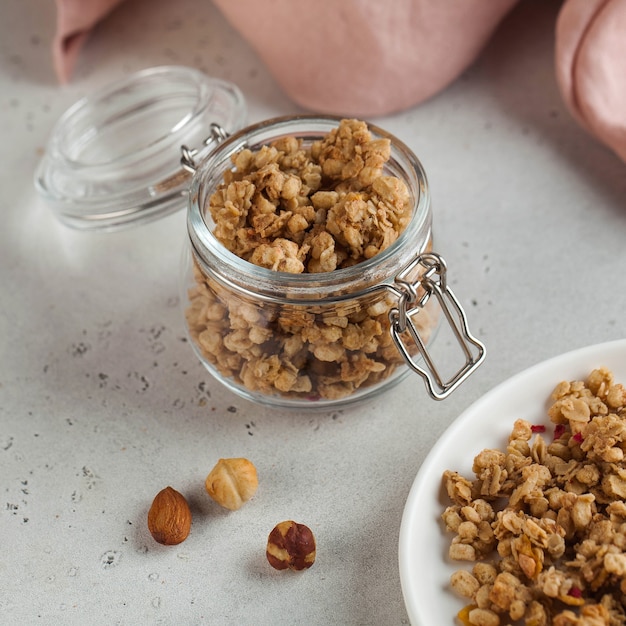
xmin=398 ymin=338 xmax=626 ymax=626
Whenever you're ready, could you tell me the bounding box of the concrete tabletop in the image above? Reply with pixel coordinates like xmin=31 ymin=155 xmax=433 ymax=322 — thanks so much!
xmin=2 ymin=0 xmax=625 ymax=624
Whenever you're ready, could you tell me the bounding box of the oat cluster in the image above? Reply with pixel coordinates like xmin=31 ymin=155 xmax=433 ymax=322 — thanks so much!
xmin=208 ymin=118 xmax=411 ymax=273
xmin=442 ymin=367 xmax=626 ymax=626
xmin=185 ymin=119 xmax=434 ymax=402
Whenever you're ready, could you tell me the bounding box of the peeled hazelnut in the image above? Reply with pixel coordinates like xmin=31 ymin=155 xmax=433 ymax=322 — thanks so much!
xmin=205 ymin=458 xmax=258 ymax=511
xmin=147 ymin=486 xmax=192 ymax=545
xmin=266 ymin=520 xmax=316 ymax=571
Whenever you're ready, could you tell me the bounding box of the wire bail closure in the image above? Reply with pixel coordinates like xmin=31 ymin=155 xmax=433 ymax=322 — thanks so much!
xmin=389 ymin=252 xmax=486 ymax=400
xmin=181 ymin=123 xmax=230 ymax=174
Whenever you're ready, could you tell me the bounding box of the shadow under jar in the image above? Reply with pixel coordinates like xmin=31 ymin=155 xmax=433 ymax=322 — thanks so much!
xmin=182 ymin=115 xmax=484 ymax=409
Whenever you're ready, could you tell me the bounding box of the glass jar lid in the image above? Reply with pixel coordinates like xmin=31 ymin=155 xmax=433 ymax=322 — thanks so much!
xmin=34 ymin=66 xmax=246 ymax=230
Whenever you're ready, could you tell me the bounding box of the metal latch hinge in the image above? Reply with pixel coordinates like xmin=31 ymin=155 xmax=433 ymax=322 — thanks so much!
xmin=180 ymin=123 xmax=230 ymax=174
xmin=389 ymin=252 xmax=486 ymax=400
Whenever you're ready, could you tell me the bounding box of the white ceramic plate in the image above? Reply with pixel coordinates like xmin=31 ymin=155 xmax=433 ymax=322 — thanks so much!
xmin=398 ymin=339 xmax=626 ymax=626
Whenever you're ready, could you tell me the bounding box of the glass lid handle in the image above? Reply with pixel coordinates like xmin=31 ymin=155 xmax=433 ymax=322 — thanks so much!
xmin=389 ymin=252 xmax=486 ymax=400
xmin=181 ymin=123 xmax=230 ymax=173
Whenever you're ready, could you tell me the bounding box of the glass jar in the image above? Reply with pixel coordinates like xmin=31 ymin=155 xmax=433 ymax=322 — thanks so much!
xmin=181 ymin=115 xmax=485 ymax=409
xmin=34 ymin=67 xmax=484 ymax=410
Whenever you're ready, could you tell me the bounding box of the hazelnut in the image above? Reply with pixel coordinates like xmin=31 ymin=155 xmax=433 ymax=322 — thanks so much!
xmin=205 ymin=458 xmax=258 ymax=511
xmin=266 ymin=521 xmax=316 ymax=571
xmin=147 ymin=486 xmax=192 ymax=545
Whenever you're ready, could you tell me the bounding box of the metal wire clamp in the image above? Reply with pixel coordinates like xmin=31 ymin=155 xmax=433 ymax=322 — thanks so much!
xmin=389 ymin=252 xmax=486 ymax=400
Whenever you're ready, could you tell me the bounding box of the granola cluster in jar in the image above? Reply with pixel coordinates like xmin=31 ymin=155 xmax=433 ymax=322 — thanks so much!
xmin=185 ymin=119 xmax=434 ymax=402
xmin=207 ymin=118 xmax=412 ymax=272
xmin=442 ymin=367 xmax=626 ymax=626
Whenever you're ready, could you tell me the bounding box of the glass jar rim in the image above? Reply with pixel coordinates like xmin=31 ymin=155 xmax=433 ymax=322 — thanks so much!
xmin=187 ymin=114 xmax=432 ymax=302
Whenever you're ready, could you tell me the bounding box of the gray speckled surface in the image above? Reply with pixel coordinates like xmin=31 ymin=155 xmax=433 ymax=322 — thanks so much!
xmin=1 ymin=0 xmax=625 ymax=624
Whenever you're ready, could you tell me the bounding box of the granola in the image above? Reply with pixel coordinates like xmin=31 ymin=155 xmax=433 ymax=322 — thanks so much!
xmin=185 ymin=119 xmax=433 ymax=402
xmin=207 ymin=118 xmax=411 ymax=269
xmin=443 ymin=367 xmax=626 ymax=626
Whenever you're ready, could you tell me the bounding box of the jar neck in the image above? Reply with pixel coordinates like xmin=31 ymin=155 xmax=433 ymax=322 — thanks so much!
xmin=189 ymin=224 xmax=433 ymax=306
